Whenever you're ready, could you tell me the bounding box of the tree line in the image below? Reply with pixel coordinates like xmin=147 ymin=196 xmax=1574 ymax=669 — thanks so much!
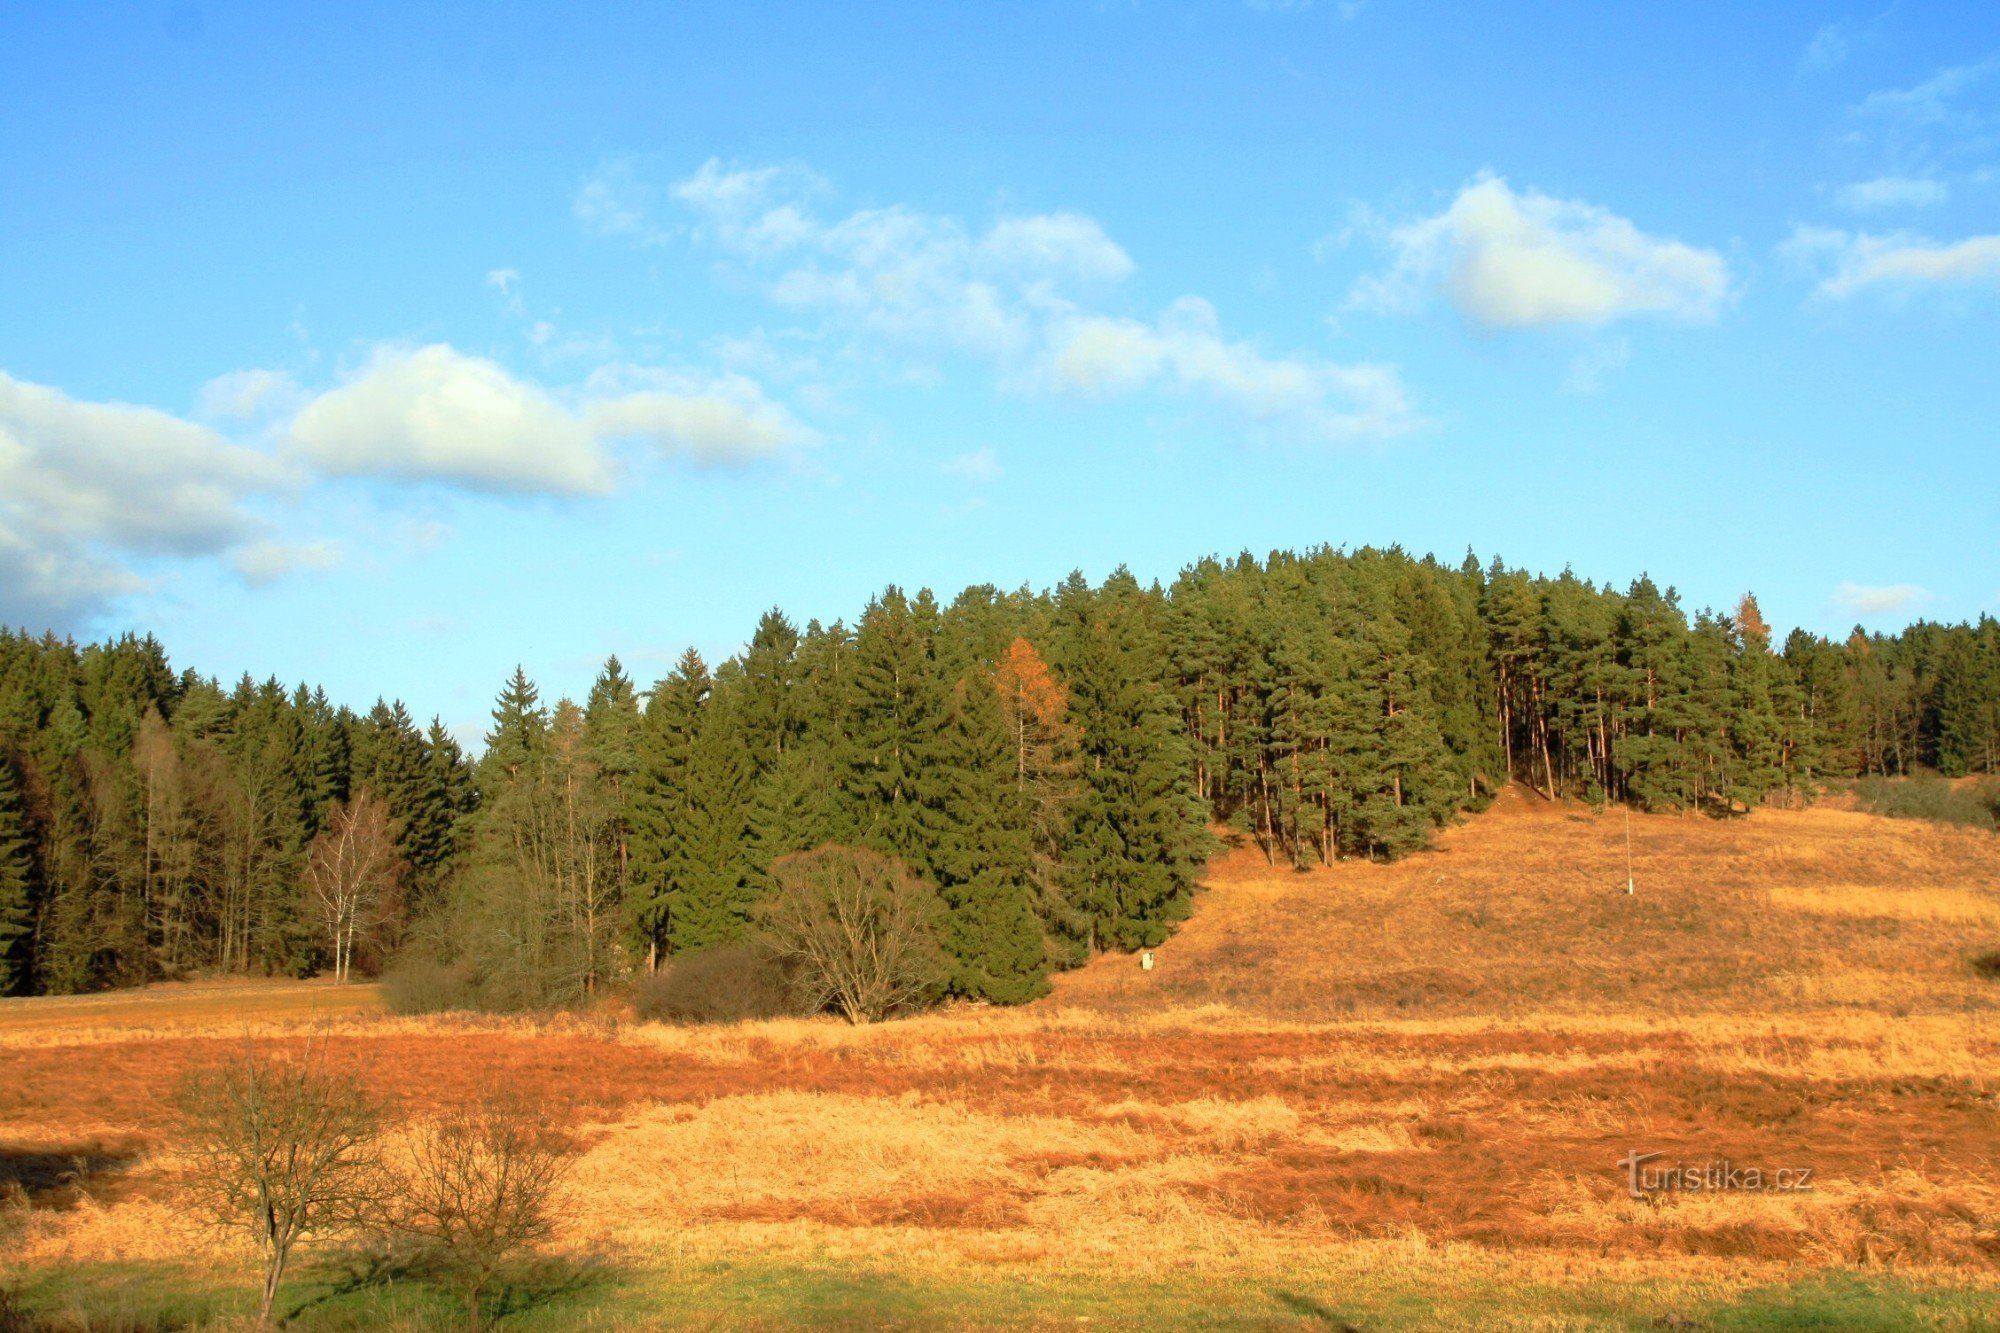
xmin=2 ymin=546 xmax=1996 ymax=1003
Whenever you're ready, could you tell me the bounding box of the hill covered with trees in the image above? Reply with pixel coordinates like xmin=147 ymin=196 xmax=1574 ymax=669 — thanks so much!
xmin=1 ymin=546 xmax=1996 ymax=1004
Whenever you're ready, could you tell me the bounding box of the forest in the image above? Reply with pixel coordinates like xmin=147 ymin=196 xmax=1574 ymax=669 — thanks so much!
xmin=1 ymin=546 xmax=1996 ymax=1005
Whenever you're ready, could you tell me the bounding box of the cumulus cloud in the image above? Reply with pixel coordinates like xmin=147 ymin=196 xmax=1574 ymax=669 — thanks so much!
xmin=1047 ymin=297 xmax=1417 ymax=441
xmin=583 ymin=366 xmax=817 ymax=465
xmin=232 ymin=538 xmax=342 ymax=587
xmin=0 ymin=371 xmax=291 ymax=627
xmin=287 ymin=344 xmax=815 ymax=492
xmin=1784 ymin=225 xmax=2000 ymax=297
xmin=1834 ymin=582 xmax=1930 ymax=617
xmin=1350 ymin=173 xmax=1731 ymax=330
xmin=1836 ymin=175 xmax=1950 ymax=212
xmin=288 ymin=345 xmax=616 ymax=495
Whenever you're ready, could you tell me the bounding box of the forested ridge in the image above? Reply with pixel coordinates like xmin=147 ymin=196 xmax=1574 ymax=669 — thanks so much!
xmin=2 ymin=546 xmax=1997 ymax=1004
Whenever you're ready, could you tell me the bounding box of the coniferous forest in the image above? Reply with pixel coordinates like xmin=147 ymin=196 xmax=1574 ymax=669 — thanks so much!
xmin=1 ymin=545 xmax=1997 ymax=1005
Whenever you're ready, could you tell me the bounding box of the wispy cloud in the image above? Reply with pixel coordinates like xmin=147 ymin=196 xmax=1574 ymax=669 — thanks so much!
xmin=1564 ymin=337 xmax=1631 ymax=395
xmin=1349 ymin=172 xmax=1730 ymax=330
xmin=1799 ymin=21 xmax=1854 ymax=74
xmin=1835 ymin=175 xmax=1950 ymax=212
xmin=1834 ymin=581 xmax=1930 ymax=617
xmin=1783 ymin=225 xmax=2000 ymax=297
xmin=1045 ymin=297 xmax=1415 ymax=441
xmin=1855 ymin=58 xmax=1998 ymax=128
xmin=630 ymin=158 xmax=1419 ymax=443
xmin=233 ymin=538 xmax=342 ymax=587
xmin=941 ymin=448 xmax=1003 ymax=484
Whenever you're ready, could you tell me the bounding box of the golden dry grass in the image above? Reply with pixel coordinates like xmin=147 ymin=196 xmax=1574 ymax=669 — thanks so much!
xmin=5 ymin=789 xmax=2000 ymax=1321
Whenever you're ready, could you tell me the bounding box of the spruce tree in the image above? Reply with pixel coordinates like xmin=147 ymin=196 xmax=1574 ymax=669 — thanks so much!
xmin=929 ymin=674 xmax=1047 ymax=1002
xmin=0 ymin=754 xmax=38 ymax=995
xmin=483 ymin=667 xmax=547 ymax=784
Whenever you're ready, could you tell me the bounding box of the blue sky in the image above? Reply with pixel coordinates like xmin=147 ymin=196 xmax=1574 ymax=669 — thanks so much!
xmin=2 ymin=2 xmax=1996 ymax=737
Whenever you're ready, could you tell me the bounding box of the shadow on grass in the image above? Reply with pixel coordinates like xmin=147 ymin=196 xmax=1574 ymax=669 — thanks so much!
xmin=286 ymin=1247 xmax=618 ymax=1328
xmin=1271 ymin=1289 xmax=1364 ymax=1330
xmin=0 ymin=1140 xmax=144 ymax=1209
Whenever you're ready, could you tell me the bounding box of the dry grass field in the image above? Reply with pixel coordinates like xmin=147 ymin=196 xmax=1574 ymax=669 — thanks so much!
xmin=5 ymin=789 xmax=2000 ymax=1328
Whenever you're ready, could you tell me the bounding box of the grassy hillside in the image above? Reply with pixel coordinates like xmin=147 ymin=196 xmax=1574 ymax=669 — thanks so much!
xmin=4 ymin=794 xmax=1999 ymax=1328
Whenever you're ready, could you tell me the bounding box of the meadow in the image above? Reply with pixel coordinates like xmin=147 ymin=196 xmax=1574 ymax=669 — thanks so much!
xmin=5 ymin=790 xmax=1999 ymax=1329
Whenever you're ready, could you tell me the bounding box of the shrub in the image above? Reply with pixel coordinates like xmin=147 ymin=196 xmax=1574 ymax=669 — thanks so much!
xmin=380 ymin=1092 xmax=580 ymax=1331
xmin=1970 ymin=950 xmax=2000 ymax=982
xmin=1849 ymin=776 xmax=2000 ymax=831
xmin=631 ymin=942 xmax=798 ymax=1024
xmin=758 ymin=844 xmax=949 ymax=1024
xmin=378 ymin=956 xmax=479 ymax=1016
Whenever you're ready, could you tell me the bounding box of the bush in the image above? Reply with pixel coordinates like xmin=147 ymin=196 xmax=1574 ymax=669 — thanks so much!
xmin=1970 ymin=950 xmax=2000 ymax=982
xmin=758 ymin=844 xmax=948 ymax=1024
xmin=1850 ymin=776 xmax=2000 ymax=831
xmin=378 ymin=956 xmax=479 ymax=1016
xmin=631 ymin=942 xmax=798 ymax=1024
xmin=379 ymin=1092 xmax=579 ymax=1332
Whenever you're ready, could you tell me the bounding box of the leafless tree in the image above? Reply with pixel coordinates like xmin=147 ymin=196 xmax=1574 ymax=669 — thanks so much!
xmin=381 ymin=1092 xmax=580 ymax=1331
xmin=757 ymin=844 xmax=947 ymax=1024
xmin=302 ymin=792 xmax=402 ymax=982
xmin=177 ymin=1038 xmax=382 ymax=1326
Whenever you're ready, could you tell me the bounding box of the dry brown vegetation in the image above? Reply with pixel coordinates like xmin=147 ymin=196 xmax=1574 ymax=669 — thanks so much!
xmin=5 ymin=790 xmax=2000 ymax=1324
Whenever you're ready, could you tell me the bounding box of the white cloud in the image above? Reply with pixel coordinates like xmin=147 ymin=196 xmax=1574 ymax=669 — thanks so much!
xmin=1834 ymin=582 xmax=1930 ymax=617
xmin=486 ymin=268 xmax=520 ymax=295
xmin=668 ymin=160 xmax=1133 ymax=359
xmin=0 ymin=371 xmax=292 ymax=627
xmin=1351 ymin=172 xmax=1731 ymax=330
xmin=583 ymin=367 xmax=817 ymax=465
xmin=941 ymin=448 xmax=1002 ymax=484
xmin=980 ymin=214 xmax=1135 ymax=283
xmin=1835 ymin=175 xmax=1950 ymax=212
xmin=1047 ymin=297 xmax=1417 ymax=441
xmin=288 ymin=345 xmax=616 ymax=495
xmin=1784 ymin=225 xmax=2000 ymax=297
xmin=656 ymin=159 xmax=1418 ymax=443
xmin=232 ymin=538 xmax=342 ymax=587
xmin=287 ymin=344 xmax=815 ymax=491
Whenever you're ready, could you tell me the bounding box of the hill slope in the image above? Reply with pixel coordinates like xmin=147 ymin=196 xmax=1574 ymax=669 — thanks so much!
xmin=1055 ymin=784 xmax=2000 ymax=1019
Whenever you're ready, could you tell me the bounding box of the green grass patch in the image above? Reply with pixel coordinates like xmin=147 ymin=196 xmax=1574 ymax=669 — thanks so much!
xmin=6 ymin=1257 xmax=1997 ymax=1330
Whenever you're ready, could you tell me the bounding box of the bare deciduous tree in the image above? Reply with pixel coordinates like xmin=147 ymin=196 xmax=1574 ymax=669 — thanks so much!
xmin=178 ymin=1039 xmax=382 ymax=1326
xmin=303 ymin=792 xmax=402 ymax=982
xmin=757 ymin=844 xmax=947 ymax=1024
xmin=382 ymin=1092 xmax=580 ymax=1331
